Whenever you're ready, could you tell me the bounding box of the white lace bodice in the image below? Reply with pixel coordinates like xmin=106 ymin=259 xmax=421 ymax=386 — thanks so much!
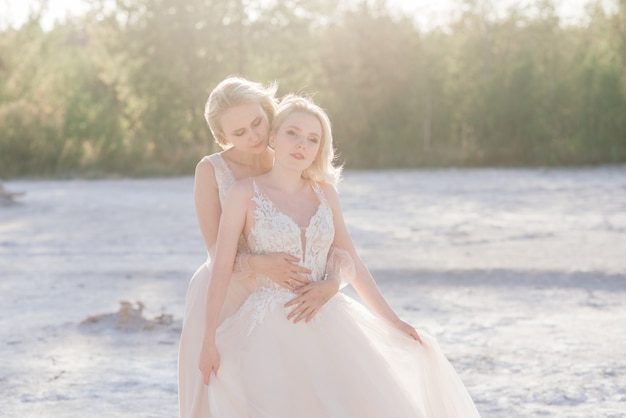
xmin=248 ymin=180 xmax=334 ymax=289
xmin=237 ymin=180 xmax=335 ymax=334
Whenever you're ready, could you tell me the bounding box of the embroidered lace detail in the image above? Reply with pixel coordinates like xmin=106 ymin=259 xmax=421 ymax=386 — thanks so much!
xmin=240 ymin=181 xmax=335 ymax=334
xmin=239 ymin=287 xmax=294 ymax=336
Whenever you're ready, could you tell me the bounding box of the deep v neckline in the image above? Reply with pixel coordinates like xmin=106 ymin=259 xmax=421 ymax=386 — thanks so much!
xmin=252 ymin=179 xmax=324 ymax=232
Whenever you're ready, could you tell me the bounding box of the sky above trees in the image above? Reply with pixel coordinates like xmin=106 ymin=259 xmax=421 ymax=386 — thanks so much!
xmin=0 ymin=0 xmax=618 ymax=30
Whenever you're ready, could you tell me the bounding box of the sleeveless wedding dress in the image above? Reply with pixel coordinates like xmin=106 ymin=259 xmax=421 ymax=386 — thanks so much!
xmin=178 ymin=153 xmax=256 ymax=418
xmin=207 ymin=180 xmax=481 ymax=417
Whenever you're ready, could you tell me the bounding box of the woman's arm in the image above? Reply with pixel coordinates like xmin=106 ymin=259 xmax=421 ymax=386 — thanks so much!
xmin=324 ymin=246 xmax=356 ymax=289
xmin=284 ymin=276 xmax=340 ymax=323
xmin=244 ymin=252 xmax=313 ymax=288
xmin=322 ymin=184 xmax=422 ymax=342
xmin=283 ymin=245 xmax=352 ymax=323
xmin=199 ymin=182 xmax=251 ymax=384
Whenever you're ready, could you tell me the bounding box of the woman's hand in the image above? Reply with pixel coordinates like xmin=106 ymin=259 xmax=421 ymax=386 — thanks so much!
xmin=284 ymin=278 xmax=340 ymax=323
xmin=198 ymin=339 xmax=220 ymax=385
xmin=392 ymin=319 xmax=423 ymax=344
xmin=251 ymin=252 xmax=312 ymax=289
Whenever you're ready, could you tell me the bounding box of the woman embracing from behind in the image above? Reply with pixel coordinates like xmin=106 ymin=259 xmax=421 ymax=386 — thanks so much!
xmin=200 ymin=94 xmax=481 ymax=417
xmin=178 ymin=78 xmax=341 ymax=418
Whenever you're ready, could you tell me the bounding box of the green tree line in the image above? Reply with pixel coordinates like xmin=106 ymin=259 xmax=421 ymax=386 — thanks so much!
xmin=1 ymin=0 xmax=625 ymax=177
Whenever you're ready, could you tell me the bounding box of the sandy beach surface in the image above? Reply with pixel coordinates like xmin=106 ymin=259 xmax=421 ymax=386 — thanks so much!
xmin=1 ymin=166 xmax=625 ymax=417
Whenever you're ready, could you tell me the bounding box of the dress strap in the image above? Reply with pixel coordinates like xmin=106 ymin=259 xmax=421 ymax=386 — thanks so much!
xmin=311 ymin=182 xmax=328 ymax=206
xmin=207 ymin=153 xmax=234 ymax=181
xmin=207 ymin=153 xmax=236 ymax=204
xmin=250 ymin=179 xmax=268 ymax=208
xmin=251 ymin=178 xmax=262 ymax=197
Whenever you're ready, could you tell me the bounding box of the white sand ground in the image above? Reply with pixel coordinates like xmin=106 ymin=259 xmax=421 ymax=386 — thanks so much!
xmin=1 ymin=166 xmax=625 ymax=417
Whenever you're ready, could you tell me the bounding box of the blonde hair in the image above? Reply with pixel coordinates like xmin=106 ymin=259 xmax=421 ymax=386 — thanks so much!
xmin=205 ymin=76 xmax=278 ymax=148
xmin=272 ymin=94 xmax=342 ymax=188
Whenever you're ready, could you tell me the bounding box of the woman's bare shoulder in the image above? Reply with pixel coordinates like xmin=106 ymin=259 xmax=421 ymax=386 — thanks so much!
xmin=196 ymin=153 xmax=222 ymax=170
xmin=317 ymin=181 xmax=340 ymax=206
xmin=226 ymin=177 xmax=255 ymax=202
xmin=195 ymin=154 xmax=222 ymax=184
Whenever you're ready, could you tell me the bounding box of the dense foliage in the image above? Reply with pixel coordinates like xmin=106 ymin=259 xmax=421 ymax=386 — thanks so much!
xmin=1 ymin=0 xmax=625 ymax=177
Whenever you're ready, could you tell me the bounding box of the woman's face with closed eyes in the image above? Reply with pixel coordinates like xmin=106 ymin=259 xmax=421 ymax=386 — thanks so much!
xmin=219 ymin=102 xmax=271 ymax=153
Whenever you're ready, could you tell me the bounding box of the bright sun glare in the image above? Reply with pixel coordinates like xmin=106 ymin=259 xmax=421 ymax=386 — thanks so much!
xmin=0 ymin=0 xmax=617 ymax=30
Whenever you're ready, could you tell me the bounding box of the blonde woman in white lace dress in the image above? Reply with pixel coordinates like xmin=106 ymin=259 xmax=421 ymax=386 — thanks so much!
xmin=179 ymin=78 xmax=341 ymax=418
xmin=199 ymin=95 xmax=481 ymax=417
